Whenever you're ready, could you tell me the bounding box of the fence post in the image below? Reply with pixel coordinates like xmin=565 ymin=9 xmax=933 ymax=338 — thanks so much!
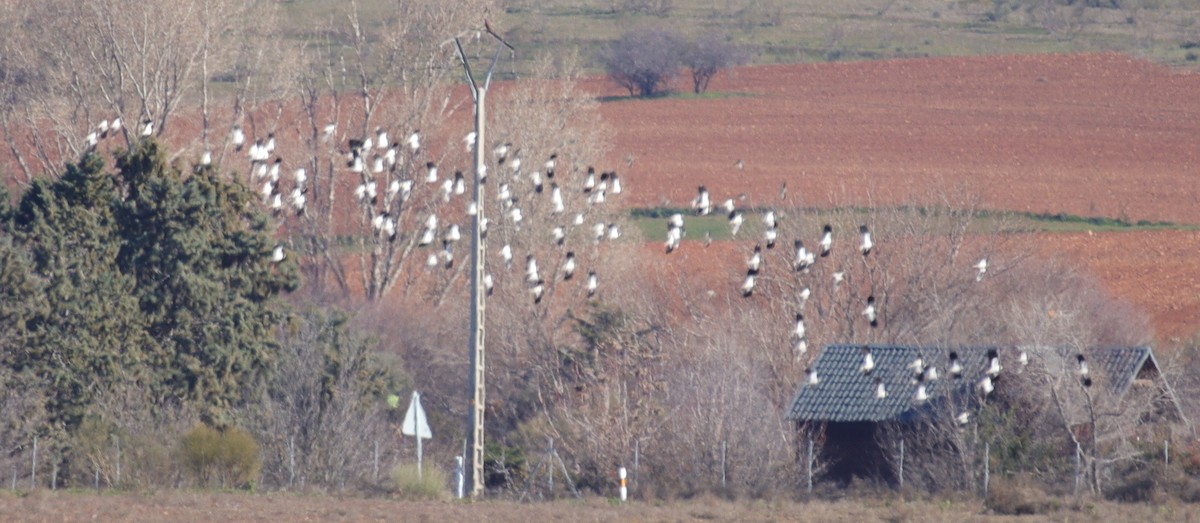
xmin=1165 ymin=439 xmax=1170 ymax=466
xmin=114 ymin=435 xmax=121 ymax=487
xmin=720 ymin=440 xmax=727 ymax=488
xmin=1073 ymin=442 xmax=1081 ymax=496
xmin=633 ymin=439 xmax=640 ymax=495
xmin=806 ymin=437 xmax=814 ymax=494
xmin=983 ymin=442 xmax=990 ymax=497
xmin=548 ymin=439 xmax=555 ymax=494
xmin=897 ymin=438 xmax=904 ymax=490
xmin=288 ymin=436 xmax=296 ymax=488
xmin=618 ymin=466 xmax=627 ymax=502
xmin=95 ymin=466 xmax=100 ymax=489
xmin=51 ymin=462 xmax=56 ymax=490
xmin=31 ymin=436 xmax=37 ymax=490
xmin=373 ymin=439 xmax=380 ymax=483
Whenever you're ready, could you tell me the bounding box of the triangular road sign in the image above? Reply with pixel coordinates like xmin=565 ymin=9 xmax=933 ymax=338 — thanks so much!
xmin=401 ymin=391 xmax=433 ymax=439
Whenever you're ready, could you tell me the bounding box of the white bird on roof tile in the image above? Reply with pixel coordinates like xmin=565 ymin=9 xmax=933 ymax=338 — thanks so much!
xmin=860 ymin=347 xmax=875 ymax=374
xmin=874 ymin=377 xmax=887 ymax=399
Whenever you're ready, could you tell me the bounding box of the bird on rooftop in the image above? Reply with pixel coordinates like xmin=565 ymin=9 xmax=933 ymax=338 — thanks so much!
xmin=948 ymin=351 xmax=963 ymax=378
xmin=914 ymin=376 xmax=929 ymax=404
xmin=860 ymin=347 xmax=875 ymax=374
xmin=874 ymin=376 xmax=887 ymax=399
xmin=805 ymin=367 xmax=819 ymax=385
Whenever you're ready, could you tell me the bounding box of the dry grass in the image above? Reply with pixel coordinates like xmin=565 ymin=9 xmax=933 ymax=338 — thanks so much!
xmin=0 ymin=490 xmax=1198 ymax=522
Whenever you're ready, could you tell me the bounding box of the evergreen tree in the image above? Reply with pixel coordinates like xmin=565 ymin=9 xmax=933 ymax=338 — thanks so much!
xmin=114 ymin=140 xmax=299 ymax=425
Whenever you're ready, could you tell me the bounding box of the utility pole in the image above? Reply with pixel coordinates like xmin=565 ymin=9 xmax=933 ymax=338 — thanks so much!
xmin=451 ymin=27 xmax=513 ymax=499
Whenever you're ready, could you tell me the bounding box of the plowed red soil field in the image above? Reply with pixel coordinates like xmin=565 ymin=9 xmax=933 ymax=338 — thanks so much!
xmin=587 ymin=53 xmax=1200 ymax=342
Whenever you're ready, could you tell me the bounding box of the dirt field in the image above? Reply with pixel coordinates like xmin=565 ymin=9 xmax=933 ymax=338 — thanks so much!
xmin=587 ymin=53 xmax=1200 ymax=342
xmin=2 ymin=490 xmax=1196 ymax=523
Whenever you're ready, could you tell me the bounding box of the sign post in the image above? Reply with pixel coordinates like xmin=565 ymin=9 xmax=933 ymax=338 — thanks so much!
xmin=401 ymin=391 xmax=433 ymax=478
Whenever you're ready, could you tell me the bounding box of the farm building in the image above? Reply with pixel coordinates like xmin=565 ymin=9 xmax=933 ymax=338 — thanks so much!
xmin=786 ymin=344 xmax=1186 ymax=490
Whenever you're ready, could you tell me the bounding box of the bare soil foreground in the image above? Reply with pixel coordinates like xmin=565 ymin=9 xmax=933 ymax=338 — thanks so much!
xmin=587 ymin=53 xmax=1200 ymax=341
xmin=2 ymin=490 xmax=1197 ymax=523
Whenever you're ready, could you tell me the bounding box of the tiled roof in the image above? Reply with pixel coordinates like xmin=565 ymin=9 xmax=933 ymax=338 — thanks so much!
xmin=786 ymin=344 xmax=995 ymax=423
xmin=786 ymin=344 xmax=1156 ymax=423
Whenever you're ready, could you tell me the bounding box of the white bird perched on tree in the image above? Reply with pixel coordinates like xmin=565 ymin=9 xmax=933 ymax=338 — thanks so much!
xmin=111 ymin=117 xmax=123 ymax=134
xmin=763 ymin=210 xmax=777 ymax=230
xmin=440 ymin=179 xmax=453 ymax=202
xmin=445 ymin=224 xmax=462 ymax=243
xmin=792 ymin=313 xmax=806 ymax=340
xmin=530 ymin=171 xmax=543 ymax=194
xmin=956 ymin=411 xmax=971 ymax=426
xmin=383 ymin=216 xmax=397 ymax=240
xmin=859 ymin=225 xmax=873 ymax=257
xmin=974 ymin=258 xmax=988 ymax=281
xmin=463 ymin=131 xmax=475 ymax=152
xmin=500 ymin=244 xmax=513 ymax=269
xmin=493 ymin=142 xmax=510 ymax=161
xmin=425 ymin=162 xmax=438 ymax=183
xmin=860 ymin=347 xmax=876 ymax=374
xmin=510 ymin=206 xmax=523 ymax=227
xmin=271 ymin=244 xmax=285 ymax=263
xmin=551 ymin=183 xmax=565 ymax=214
xmin=693 ymin=185 xmax=711 ymax=215
xmin=200 ymin=151 xmax=212 ymax=166
xmin=497 ymin=183 xmax=512 ymax=203
xmin=407 ymin=129 xmax=420 ymax=151
xmin=979 ymin=375 xmax=994 ymax=396
xmin=593 ymin=223 xmax=606 ymax=243
xmin=544 ymin=154 xmax=557 ymax=178
xmin=322 ymin=123 xmax=336 ymax=141
xmin=747 ymin=244 xmax=762 ymax=273
xmin=832 ymin=271 xmax=845 ymax=290
xmin=290 ymin=188 xmax=306 ymax=216
xmin=610 ymin=173 xmax=622 ymax=194
xmin=553 ymin=226 xmax=566 ymax=247
xmin=97 ymin=119 xmax=109 ymax=139
xmin=525 ymin=254 xmax=539 ymax=283
xmin=820 ymin=224 xmax=833 ymax=257
xmin=373 ymin=156 xmax=385 ymax=174
xmin=269 ymin=158 xmax=281 ymax=181
xmin=574 ymin=213 xmax=585 ymax=226
xmin=863 ymin=295 xmax=878 ymax=327
xmin=426 ymin=253 xmax=439 ymax=268
xmin=986 ymin=349 xmax=1002 ymax=378
xmin=1076 ymin=354 xmax=1091 ymax=387
xmin=375 ymin=128 xmax=388 ymax=150
xmin=86 ymin=131 xmax=98 ymax=148
xmin=531 ymin=279 xmax=545 ymax=304
xmin=764 ymin=227 xmax=778 ymax=250
xmin=665 ymin=225 xmax=683 ymax=254
xmin=793 ymin=240 xmax=814 ymax=271
xmin=729 ymin=210 xmax=744 ymax=237
xmin=740 ymin=271 xmax=756 ymax=297
xmin=583 ymin=166 xmax=596 ymax=193
xmin=607 ymin=223 xmax=620 ymax=240
xmin=442 ymin=241 xmax=454 ymax=269
xmin=1019 ymin=349 xmax=1029 ymax=366
xmin=141 ymin=118 xmax=154 ymax=137
xmin=799 ymin=287 xmax=811 ymax=307
xmin=349 ymin=155 xmax=364 ymax=174
xmin=293 ymin=167 xmax=307 ymax=187
xmin=419 ymin=227 xmax=435 ymax=247
xmin=794 ymin=339 xmax=808 ymax=359
xmin=586 ymin=270 xmax=597 ymax=298
xmin=484 ymin=273 xmax=494 ymax=296
xmin=563 ymin=251 xmax=576 ymax=280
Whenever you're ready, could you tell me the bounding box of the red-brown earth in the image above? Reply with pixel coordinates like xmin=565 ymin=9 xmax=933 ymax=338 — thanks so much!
xmin=585 ymin=53 xmax=1200 ymax=342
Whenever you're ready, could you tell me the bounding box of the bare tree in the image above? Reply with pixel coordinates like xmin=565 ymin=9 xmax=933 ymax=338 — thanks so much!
xmin=598 ymin=27 xmax=684 ymax=97
xmin=681 ymin=33 xmax=746 ymax=94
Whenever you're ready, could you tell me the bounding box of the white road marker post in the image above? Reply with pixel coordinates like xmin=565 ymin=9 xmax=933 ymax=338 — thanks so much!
xmin=619 ymin=466 xmax=628 ymax=502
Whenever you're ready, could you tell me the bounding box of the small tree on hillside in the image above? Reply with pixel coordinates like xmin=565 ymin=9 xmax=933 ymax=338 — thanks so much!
xmin=599 ymin=27 xmax=683 ymax=97
xmin=682 ymin=33 xmax=746 ymax=94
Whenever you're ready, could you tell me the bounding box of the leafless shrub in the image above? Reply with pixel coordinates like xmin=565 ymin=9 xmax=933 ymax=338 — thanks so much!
xmin=598 ymin=27 xmax=684 ymax=97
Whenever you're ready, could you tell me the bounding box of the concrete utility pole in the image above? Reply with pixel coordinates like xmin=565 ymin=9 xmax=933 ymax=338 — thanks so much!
xmin=452 ymin=28 xmax=513 ymax=499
